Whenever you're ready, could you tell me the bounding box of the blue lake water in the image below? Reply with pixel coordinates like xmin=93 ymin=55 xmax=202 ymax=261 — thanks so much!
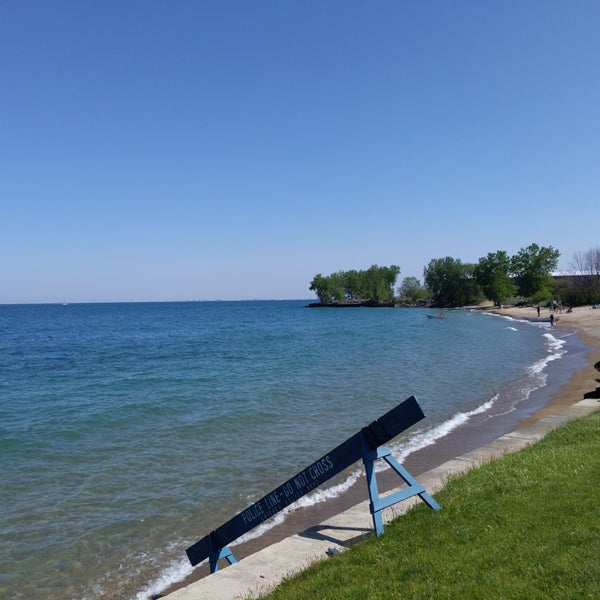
xmin=0 ymin=300 xmax=586 ymax=599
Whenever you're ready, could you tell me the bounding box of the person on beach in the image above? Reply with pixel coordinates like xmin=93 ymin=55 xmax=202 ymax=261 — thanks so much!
xmin=536 ymin=304 xmax=541 ymax=317
xmin=550 ymin=313 xmax=555 ymax=327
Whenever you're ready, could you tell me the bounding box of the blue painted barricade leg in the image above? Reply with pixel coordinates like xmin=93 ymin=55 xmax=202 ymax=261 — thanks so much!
xmin=208 ymin=531 xmax=238 ymax=573
xmin=361 ymin=431 xmax=440 ymax=537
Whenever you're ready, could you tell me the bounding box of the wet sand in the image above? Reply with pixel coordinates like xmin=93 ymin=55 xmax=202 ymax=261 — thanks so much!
xmin=160 ymin=304 xmax=600 ymax=597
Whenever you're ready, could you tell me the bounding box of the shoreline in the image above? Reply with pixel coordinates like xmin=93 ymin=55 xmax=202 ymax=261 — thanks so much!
xmin=483 ymin=303 xmax=600 ymax=423
xmin=158 ymin=304 xmax=600 ymax=599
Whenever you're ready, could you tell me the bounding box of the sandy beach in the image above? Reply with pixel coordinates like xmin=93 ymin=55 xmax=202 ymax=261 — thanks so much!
xmin=488 ymin=303 xmax=600 ymax=420
xmin=159 ymin=304 xmax=600 ymax=599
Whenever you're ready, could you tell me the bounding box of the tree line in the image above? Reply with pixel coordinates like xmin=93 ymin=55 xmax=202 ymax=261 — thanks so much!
xmin=309 ymin=244 xmax=600 ymax=308
xmin=309 ymin=265 xmax=400 ymax=304
xmin=422 ymin=244 xmax=560 ymax=307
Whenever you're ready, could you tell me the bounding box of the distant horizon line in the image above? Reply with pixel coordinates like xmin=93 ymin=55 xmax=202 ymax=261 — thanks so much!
xmin=0 ymin=298 xmax=316 ymax=306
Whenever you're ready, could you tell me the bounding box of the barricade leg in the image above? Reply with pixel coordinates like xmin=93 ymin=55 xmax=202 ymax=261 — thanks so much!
xmin=208 ymin=531 xmax=238 ymax=573
xmin=361 ymin=433 xmax=440 ymax=537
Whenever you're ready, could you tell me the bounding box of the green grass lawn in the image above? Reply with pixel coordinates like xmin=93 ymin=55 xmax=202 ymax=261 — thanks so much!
xmin=259 ymin=410 xmax=600 ymax=600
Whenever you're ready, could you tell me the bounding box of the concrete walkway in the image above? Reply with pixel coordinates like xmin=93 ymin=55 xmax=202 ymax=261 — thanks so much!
xmin=164 ymin=398 xmax=600 ymax=600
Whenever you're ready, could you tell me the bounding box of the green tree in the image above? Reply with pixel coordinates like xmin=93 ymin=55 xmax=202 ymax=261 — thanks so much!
xmin=424 ymin=257 xmax=482 ymax=307
xmin=474 ymin=251 xmax=517 ymax=305
xmin=328 ymin=271 xmax=345 ymax=302
xmin=309 ymin=274 xmax=332 ymax=303
xmin=510 ymin=244 xmax=560 ymax=298
xmin=343 ymin=270 xmax=363 ymax=302
xmin=350 ymin=265 xmax=396 ymax=303
xmin=309 ymin=265 xmax=400 ymax=304
xmin=398 ymin=276 xmax=428 ymax=303
xmin=364 ymin=265 xmax=400 ymax=302
xmin=309 ymin=273 xmax=344 ymax=303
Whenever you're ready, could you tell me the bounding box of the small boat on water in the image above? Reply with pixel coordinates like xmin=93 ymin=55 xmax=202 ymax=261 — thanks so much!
xmin=427 ymin=313 xmax=445 ymax=319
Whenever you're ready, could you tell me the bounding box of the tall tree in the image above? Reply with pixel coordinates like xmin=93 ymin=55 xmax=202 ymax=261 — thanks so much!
xmin=343 ymin=269 xmax=362 ymax=302
xmin=309 ymin=274 xmax=332 ymax=304
xmin=474 ymin=251 xmax=516 ymax=305
xmin=364 ymin=265 xmax=400 ymax=302
xmin=510 ymin=244 xmax=560 ymax=298
xmin=424 ymin=257 xmax=482 ymax=307
xmin=398 ymin=276 xmax=427 ymax=303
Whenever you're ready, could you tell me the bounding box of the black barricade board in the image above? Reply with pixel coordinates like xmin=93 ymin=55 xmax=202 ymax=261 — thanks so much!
xmin=186 ymin=395 xmax=425 ymax=566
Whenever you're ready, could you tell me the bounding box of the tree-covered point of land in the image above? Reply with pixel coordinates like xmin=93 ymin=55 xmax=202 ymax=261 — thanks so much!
xmin=309 ymin=265 xmax=400 ymax=304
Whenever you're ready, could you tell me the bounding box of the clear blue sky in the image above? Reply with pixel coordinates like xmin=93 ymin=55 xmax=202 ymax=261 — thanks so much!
xmin=2 ymin=1 xmax=599 ymax=303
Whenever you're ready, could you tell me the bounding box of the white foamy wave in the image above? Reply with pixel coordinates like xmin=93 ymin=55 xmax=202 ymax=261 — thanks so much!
xmin=233 ymin=510 xmax=288 ymax=545
xmin=389 ymin=396 xmax=497 ymax=463
xmin=485 ymin=312 xmax=519 ymax=323
xmin=527 ymin=333 xmax=566 ymax=375
xmin=507 ymin=326 xmax=518 ymax=331
xmin=485 ymin=310 xmax=547 ymax=330
xmin=482 ymin=331 xmax=567 ymax=420
xmin=295 ymin=470 xmax=361 ymax=508
xmin=133 ymin=555 xmax=193 ymax=600
xmin=233 ymin=470 xmax=362 ymax=545
xmin=544 ymin=331 xmax=567 ymax=353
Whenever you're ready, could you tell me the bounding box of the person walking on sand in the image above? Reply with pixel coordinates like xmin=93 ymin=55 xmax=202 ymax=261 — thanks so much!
xmin=536 ymin=304 xmax=540 ymax=317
